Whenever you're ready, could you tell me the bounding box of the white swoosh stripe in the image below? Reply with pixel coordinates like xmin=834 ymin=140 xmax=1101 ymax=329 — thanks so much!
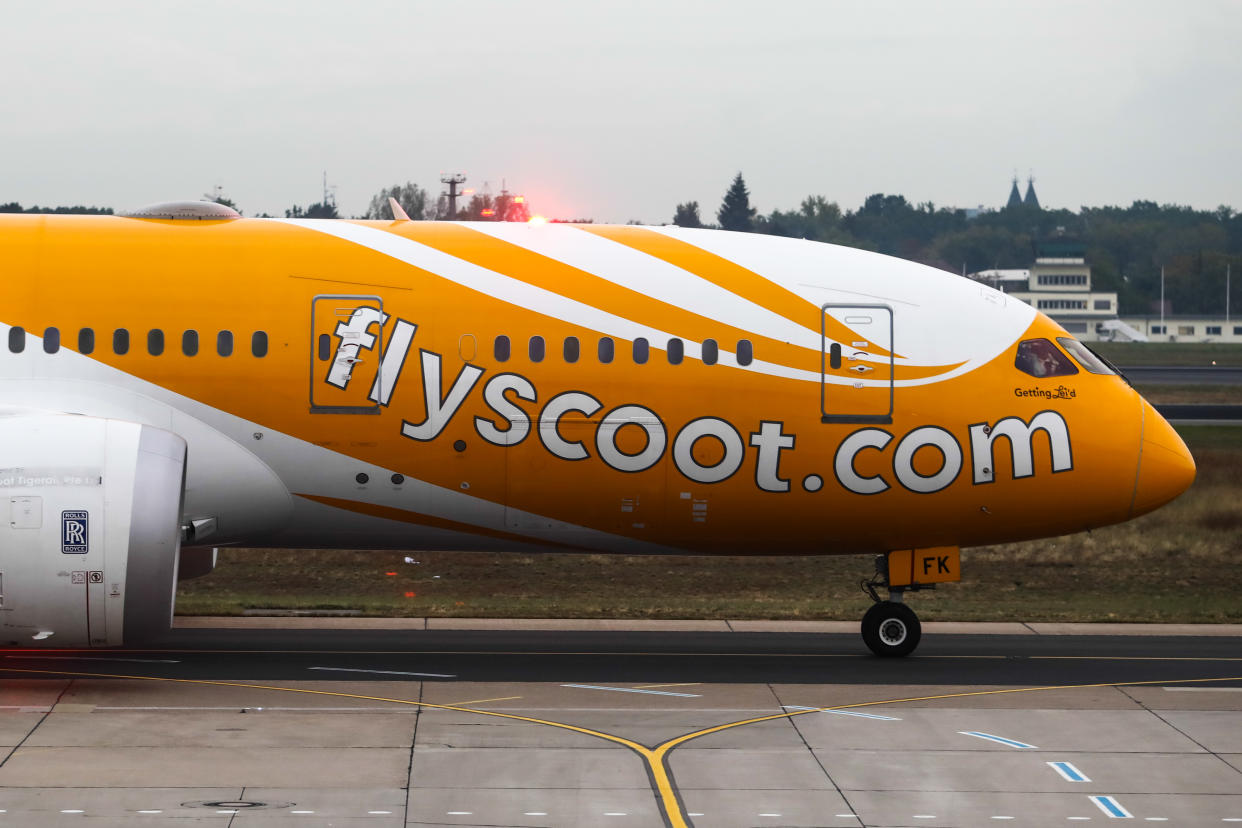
xmin=273 ymin=220 xmax=1004 ymax=388
xmin=466 ymin=222 xmax=826 ymax=353
xmin=272 ymin=219 xmax=831 ymax=383
xmin=658 ymin=226 xmax=1036 ymax=373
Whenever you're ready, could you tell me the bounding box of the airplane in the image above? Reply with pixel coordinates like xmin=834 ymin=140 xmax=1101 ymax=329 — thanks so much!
xmin=0 ymin=200 xmax=1195 ymax=656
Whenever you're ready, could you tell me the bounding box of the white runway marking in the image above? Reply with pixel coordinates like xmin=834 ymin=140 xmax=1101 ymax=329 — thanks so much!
xmin=1162 ymin=686 xmax=1242 ymax=692
xmin=561 ymin=683 xmax=701 ymax=697
xmin=308 ymin=666 xmax=455 ymax=678
xmin=958 ymin=730 xmax=1039 ymax=749
xmin=783 ymin=705 xmax=900 ymax=720
xmin=5 ymin=656 xmax=180 ymax=664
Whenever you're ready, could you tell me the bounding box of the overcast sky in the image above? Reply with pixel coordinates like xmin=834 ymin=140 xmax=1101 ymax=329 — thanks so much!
xmin=2 ymin=1 xmax=1239 ymax=223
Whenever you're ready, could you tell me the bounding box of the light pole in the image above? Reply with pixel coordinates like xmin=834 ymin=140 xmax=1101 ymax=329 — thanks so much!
xmin=1159 ymin=266 xmax=1164 ymax=340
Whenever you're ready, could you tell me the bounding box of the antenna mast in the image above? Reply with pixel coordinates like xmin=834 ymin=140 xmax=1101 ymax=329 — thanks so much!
xmin=441 ymin=173 xmax=467 ymax=218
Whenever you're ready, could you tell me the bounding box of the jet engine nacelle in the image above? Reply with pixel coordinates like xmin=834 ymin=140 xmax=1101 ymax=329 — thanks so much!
xmin=0 ymin=414 xmax=186 ymax=647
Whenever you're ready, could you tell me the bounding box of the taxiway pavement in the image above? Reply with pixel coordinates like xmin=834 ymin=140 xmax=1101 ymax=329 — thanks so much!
xmin=0 ymin=620 xmax=1239 ymax=827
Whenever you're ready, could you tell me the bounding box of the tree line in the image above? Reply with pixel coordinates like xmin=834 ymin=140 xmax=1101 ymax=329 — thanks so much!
xmin=7 ymin=173 xmax=1241 ymax=316
xmin=674 ymin=173 xmax=1242 ymax=317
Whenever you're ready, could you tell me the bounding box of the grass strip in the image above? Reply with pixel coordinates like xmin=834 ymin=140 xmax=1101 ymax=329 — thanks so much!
xmin=1093 ymin=341 xmax=1242 ymax=367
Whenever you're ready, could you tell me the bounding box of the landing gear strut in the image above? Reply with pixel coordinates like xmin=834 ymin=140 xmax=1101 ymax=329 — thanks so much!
xmin=860 ymin=554 xmax=923 ymax=657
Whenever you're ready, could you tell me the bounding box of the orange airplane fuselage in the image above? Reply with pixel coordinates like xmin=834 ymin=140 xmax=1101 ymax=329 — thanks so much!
xmin=0 ymin=213 xmax=1194 ymax=559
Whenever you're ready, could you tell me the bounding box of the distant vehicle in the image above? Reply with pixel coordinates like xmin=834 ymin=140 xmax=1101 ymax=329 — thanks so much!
xmin=0 ymin=202 xmax=1194 ymax=655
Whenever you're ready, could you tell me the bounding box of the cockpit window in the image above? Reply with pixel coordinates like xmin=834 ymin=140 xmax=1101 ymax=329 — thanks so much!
xmin=1015 ymin=338 xmax=1079 ymax=378
xmin=1056 ymin=337 xmax=1115 ymax=375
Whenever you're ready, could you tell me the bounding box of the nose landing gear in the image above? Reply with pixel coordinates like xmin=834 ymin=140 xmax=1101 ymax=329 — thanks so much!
xmin=861 ymin=597 xmax=922 ymax=657
xmin=859 ymin=549 xmax=957 ymax=657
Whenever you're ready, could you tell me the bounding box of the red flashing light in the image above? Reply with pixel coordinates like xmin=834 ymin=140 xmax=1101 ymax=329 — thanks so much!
xmin=513 ymin=196 xmax=525 ymax=204
xmin=480 ymin=208 xmax=495 ymax=217
xmin=385 ymin=571 xmax=397 ymax=576
xmin=404 ymin=591 xmax=416 ymax=598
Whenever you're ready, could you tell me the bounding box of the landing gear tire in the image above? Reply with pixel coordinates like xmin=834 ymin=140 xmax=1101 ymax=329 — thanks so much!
xmin=861 ymin=602 xmax=921 ymax=657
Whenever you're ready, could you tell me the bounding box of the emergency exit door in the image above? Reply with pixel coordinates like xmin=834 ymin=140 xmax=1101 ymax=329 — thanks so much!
xmin=821 ymin=304 xmax=894 ymax=424
xmin=311 ymin=295 xmax=385 ymax=414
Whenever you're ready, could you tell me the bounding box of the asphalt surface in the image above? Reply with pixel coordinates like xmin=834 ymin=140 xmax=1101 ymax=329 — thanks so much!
xmin=1155 ymin=403 xmax=1242 ymax=421
xmin=4 ymin=627 xmax=1241 ymax=687
xmin=1122 ymin=365 xmax=1242 ymax=385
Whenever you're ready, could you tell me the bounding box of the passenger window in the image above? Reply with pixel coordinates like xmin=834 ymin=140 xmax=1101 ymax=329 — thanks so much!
xmin=737 ymin=339 xmax=753 ymax=366
xmin=667 ymin=338 xmax=684 ymax=365
xmin=217 ymin=331 xmax=233 ymax=357
xmin=113 ymin=328 xmax=129 ymax=355
xmin=148 ymin=329 xmax=164 ymax=356
xmin=563 ymin=336 xmax=580 ymax=363
xmin=1014 ymin=338 xmax=1078 ymax=378
xmin=43 ymin=327 xmax=60 ymax=354
xmin=702 ymin=338 xmax=719 ymax=365
xmin=529 ymin=335 xmax=545 ymax=362
xmin=1056 ymin=337 xmax=1114 ymax=375
xmin=78 ymin=328 xmax=94 ymax=355
xmin=633 ymin=337 xmax=649 ymax=364
xmin=252 ymin=331 xmax=268 ymax=358
xmin=598 ymin=337 xmax=615 ymax=364
xmin=494 ymin=335 xmax=511 ymax=362
xmin=183 ymin=330 xmax=199 ymax=356
xmin=8 ymin=326 xmax=24 ymax=353
xmin=317 ymin=333 xmax=331 ymax=361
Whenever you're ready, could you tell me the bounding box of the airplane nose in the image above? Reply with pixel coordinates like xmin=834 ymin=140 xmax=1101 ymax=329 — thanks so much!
xmin=1131 ymin=399 xmax=1196 ymax=517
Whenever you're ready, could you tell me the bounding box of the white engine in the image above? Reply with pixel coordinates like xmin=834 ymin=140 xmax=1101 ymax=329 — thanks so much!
xmin=0 ymin=414 xmax=186 ymax=646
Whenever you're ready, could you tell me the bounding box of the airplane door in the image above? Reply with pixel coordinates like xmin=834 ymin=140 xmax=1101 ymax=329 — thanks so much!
xmin=821 ymin=304 xmax=894 ymax=424
xmin=311 ymin=295 xmax=385 ymax=414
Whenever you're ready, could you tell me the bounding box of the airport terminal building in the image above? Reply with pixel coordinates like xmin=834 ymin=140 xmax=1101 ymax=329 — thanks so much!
xmin=969 ymin=239 xmax=1242 ymax=343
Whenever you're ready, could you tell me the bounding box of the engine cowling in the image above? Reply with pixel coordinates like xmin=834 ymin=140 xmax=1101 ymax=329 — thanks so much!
xmin=0 ymin=414 xmax=186 ymax=646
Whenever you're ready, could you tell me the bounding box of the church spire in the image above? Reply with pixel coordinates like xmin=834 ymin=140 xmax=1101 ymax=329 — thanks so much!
xmin=1024 ymin=174 xmax=1040 ymax=210
xmin=1006 ymin=175 xmax=1023 ymax=209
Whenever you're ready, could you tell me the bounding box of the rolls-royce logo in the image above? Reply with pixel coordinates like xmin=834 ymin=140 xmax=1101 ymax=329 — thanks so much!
xmin=61 ymin=510 xmax=88 ymax=554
